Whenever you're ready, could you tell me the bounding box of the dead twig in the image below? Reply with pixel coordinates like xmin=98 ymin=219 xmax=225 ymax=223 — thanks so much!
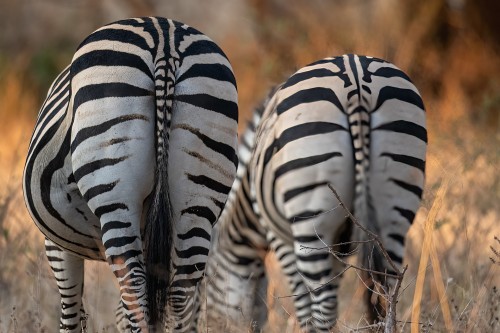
xmin=490 ymin=236 xmax=500 ymax=266
xmin=327 ymin=183 xmax=407 ymax=333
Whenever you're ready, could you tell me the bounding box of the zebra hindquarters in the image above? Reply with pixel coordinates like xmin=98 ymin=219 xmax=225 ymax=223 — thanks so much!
xmin=266 ymin=102 xmax=355 ymax=332
xmin=164 ymin=64 xmax=238 ymax=330
xmin=70 ymin=56 xmax=156 ymax=330
xmin=364 ymin=66 xmax=427 ymax=321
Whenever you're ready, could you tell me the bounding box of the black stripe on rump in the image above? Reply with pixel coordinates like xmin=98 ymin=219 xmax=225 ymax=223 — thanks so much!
xmin=181 ymin=206 xmax=217 ymax=225
xmin=177 ymin=63 xmax=237 ymax=88
xmin=390 ymin=178 xmax=423 ymax=199
xmin=394 ymin=206 xmax=416 ymax=224
xmin=27 ymin=94 xmax=70 ymax=159
xmin=284 ymin=181 xmax=329 ymax=202
xmin=80 ymin=28 xmax=152 ymax=52
xmin=103 ymin=235 xmax=138 ymax=249
xmin=71 ymin=50 xmax=153 ymax=80
xmin=175 ymin=124 xmax=237 ymax=168
xmin=282 ymin=68 xmax=336 ymax=90
xmin=73 ymin=83 xmax=153 ymax=112
xmin=73 ymin=156 xmax=129 ymax=183
xmin=94 ymin=203 xmax=128 ymax=219
xmin=186 ymin=174 xmax=231 ymax=194
xmin=37 ymin=76 xmax=70 ymax=122
xmin=181 ymin=39 xmax=226 ymax=60
xmin=373 ymin=120 xmax=427 ymax=143
xmin=277 ymin=87 xmax=344 ymax=115
xmin=175 ymin=93 xmax=238 ymax=122
xmin=175 ymin=246 xmax=209 ymax=259
xmin=49 ymin=67 xmax=70 ymax=94
xmin=297 ymin=252 xmax=330 ymax=262
xmin=82 ymin=181 xmax=119 ymax=202
xmin=380 ymin=152 xmax=425 ymax=173
xmin=290 ymin=210 xmax=324 ymax=222
xmin=373 ymin=86 xmax=425 ymax=113
xmin=295 ymin=235 xmax=323 ymax=243
xmin=101 ymin=221 xmax=132 ymax=235
xmin=274 ymin=152 xmax=342 ymax=180
xmin=71 ymin=114 xmax=148 ymax=153
xmin=373 ymin=67 xmax=412 ymax=82
xmin=276 ymin=122 xmax=348 ymax=152
xmin=177 ymin=227 xmax=211 ymax=241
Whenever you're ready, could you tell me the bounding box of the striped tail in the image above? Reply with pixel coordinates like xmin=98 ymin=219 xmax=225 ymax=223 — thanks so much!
xmin=350 ymin=106 xmax=379 ymax=270
xmin=349 ymin=95 xmax=387 ymax=322
xmin=143 ymin=22 xmax=177 ymax=326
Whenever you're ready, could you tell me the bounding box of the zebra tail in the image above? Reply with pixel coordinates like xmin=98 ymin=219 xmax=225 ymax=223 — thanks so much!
xmin=351 ymin=110 xmax=385 ymax=280
xmin=350 ymin=106 xmax=387 ymax=322
xmin=144 ymin=57 xmax=174 ymax=326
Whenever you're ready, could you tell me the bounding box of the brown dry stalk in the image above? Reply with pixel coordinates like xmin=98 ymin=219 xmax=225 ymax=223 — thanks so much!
xmin=429 ymin=230 xmax=453 ymax=332
xmin=411 ymin=177 xmax=450 ymax=333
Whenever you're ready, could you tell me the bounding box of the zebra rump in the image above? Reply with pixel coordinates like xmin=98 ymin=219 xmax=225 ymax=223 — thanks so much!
xmin=199 ymin=54 xmax=426 ymax=332
xmin=24 ymin=16 xmax=238 ymax=332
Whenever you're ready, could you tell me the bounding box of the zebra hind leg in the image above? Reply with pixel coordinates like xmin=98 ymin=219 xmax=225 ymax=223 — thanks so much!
xmin=45 ymin=238 xmax=85 ymax=333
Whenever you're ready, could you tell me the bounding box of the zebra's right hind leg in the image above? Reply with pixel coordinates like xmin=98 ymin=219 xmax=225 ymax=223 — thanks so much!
xmin=116 ymin=299 xmax=130 ymax=332
xmin=45 ymin=238 xmax=86 ymax=333
xmin=200 ymin=239 xmax=267 ymax=333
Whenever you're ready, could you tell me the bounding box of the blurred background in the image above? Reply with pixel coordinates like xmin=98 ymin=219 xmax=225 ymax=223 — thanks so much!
xmin=0 ymin=0 xmax=498 ymax=332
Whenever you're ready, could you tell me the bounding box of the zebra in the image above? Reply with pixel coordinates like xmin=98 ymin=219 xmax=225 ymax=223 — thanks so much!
xmin=198 ymin=54 xmax=426 ymax=332
xmin=23 ymin=17 xmax=238 ymax=332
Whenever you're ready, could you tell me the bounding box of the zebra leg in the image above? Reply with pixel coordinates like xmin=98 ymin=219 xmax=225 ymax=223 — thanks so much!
xmin=45 ymin=239 xmax=86 ymax=332
xmin=70 ymin=95 xmax=155 ymax=331
xmin=202 ymin=252 xmax=267 ymax=332
xmin=115 ymin=299 xmax=129 ymax=332
xmin=268 ymin=234 xmax=315 ymax=332
xmin=282 ymin=163 xmax=353 ymax=333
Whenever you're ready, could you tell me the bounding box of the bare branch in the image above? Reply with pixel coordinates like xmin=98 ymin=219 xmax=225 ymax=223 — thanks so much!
xmin=327 ymin=183 xmax=400 ymax=275
xmin=490 ymin=236 xmax=500 ymax=265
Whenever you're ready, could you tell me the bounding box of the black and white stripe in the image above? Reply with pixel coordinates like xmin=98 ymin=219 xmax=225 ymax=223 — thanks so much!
xmin=23 ymin=17 xmax=238 ymax=332
xmin=199 ymin=54 xmax=426 ymax=332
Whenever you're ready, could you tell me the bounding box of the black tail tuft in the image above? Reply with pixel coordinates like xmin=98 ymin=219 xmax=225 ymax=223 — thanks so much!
xmin=144 ymin=163 xmax=172 ymax=325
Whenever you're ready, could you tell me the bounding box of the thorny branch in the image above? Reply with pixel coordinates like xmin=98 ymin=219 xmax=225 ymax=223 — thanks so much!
xmin=326 ymin=183 xmax=407 ymax=333
xmin=327 ymin=184 xmax=400 ymax=274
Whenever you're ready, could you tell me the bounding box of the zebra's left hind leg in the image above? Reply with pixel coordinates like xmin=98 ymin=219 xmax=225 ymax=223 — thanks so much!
xmin=45 ymin=238 xmax=86 ymax=333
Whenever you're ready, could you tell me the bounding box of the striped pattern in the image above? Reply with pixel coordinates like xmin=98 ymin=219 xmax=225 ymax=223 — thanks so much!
xmin=23 ymin=17 xmax=238 ymax=332
xmin=199 ymin=54 xmax=426 ymax=332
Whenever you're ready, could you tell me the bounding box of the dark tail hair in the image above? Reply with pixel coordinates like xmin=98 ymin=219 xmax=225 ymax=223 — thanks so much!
xmin=350 ymin=105 xmax=386 ymax=322
xmin=144 ymin=56 xmax=175 ymax=326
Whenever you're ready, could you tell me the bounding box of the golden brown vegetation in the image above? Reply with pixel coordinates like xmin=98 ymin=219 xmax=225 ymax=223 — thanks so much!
xmin=0 ymin=0 xmax=498 ymax=332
